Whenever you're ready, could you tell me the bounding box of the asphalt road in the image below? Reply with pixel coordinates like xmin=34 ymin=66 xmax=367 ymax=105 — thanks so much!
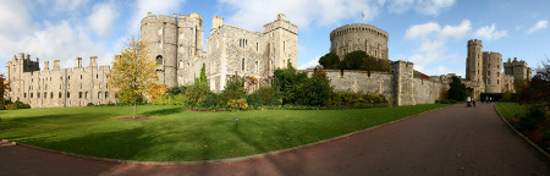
xmin=1 ymin=103 xmax=548 ymax=176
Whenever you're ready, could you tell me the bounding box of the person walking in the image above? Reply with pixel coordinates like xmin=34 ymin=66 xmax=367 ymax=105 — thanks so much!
xmin=489 ymin=97 xmax=492 ymax=103
xmin=467 ymin=96 xmax=472 ymax=108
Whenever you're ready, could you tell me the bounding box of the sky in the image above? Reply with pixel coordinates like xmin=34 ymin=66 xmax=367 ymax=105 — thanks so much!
xmin=0 ymin=0 xmax=549 ymax=77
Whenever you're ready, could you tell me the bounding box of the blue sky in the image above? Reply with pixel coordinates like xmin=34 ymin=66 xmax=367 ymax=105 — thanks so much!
xmin=1 ymin=0 xmax=549 ymax=77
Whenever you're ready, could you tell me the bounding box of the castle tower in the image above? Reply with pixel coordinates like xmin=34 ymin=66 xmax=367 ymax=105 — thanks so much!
xmin=504 ymin=57 xmax=532 ymax=81
xmin=176 ymin=12 xmax=204 ymax=86
xmin=483 ymin=52 xmax=502 ymax=93
xmin=263 ymin=13 xmax=298 ymax=70
xmin=141 ymin=12 xmax=178 ymax=87
xmin=466 ymin=39 xmax=483 ymax=83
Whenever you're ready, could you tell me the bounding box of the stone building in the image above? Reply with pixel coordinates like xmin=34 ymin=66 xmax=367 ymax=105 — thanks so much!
xmin=504 ymin=57 xmax=532 ymax=81
xmin=329 ymin=24 xmax=389 ymax=60
xmin=5 ymin=53 xmax=116 ymax=108
xmin=141 ymin=12 xmax=297 ymax=93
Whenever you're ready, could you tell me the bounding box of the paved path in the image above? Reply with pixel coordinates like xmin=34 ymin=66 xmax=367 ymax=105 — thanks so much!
xmin=1 ymin=103 xmax=549 ymax=176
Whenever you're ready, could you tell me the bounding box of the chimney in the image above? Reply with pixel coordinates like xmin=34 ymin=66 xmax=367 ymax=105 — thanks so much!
xmin=53 ymin=60 xmax=60 ymax=70
xmin=44 ymin=61 xmax=49 ymax=71
xmin=76 ymin=57 xmax=82 ymax=68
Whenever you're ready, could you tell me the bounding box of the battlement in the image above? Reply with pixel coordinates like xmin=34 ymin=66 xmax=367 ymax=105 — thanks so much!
xmin=141 ymin=12 xmax=177 ymax=26
xmin=263 ymin=13 xmax=298 ymax=34
xmin=467 ymin=39 xmax=482 ymax=46
xmin=330 ymin=24 xmax=389 ymax=40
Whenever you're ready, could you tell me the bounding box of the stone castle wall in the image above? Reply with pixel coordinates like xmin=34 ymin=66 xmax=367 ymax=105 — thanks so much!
xmin=5 ymin=53 xmax=116 ymax=108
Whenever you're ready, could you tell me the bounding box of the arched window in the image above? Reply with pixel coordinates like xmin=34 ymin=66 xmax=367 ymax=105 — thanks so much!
xmin=242 ymin=58 xmax=245 ymax=71
xmin=156 ymin=55 xmax=163 ymax=65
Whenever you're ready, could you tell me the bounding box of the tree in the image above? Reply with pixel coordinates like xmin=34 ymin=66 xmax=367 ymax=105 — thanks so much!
xmin=0 ymin=74 xmax=10 ymax=109
xmin=150 ymin=84 xmax=169 ymax=101
xmin=513 ymin=78 xmax=528 ymax=95
xmin=273 ymin=62 xmax=308 ymax=104
xmin=520 ymin=58 xmax=550 ymax=109
xmin=185 ymin=63 xmax=210 ymax=104
xmin=341 ymin=50 xmax=368 ymax=70
xmin=293 ymin=67 xmax=332 ymax=106
xmin=447 ymin=76 xmax=467 ymax=101
xmin=318 ymin=52 xmax=340 ymax=69
xmin=109 ymin=37 xmax=158 ymax=119
xmin=218 ymin=73 xmax=247 ymax=105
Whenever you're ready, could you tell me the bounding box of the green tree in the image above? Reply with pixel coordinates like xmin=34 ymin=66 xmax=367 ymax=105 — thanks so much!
xmin=273 ymin=62 xmax=308 ymax=104
xmin=341 ymin=50 xmax=368 ymax=70
xmin=109 ymin=37 xmax=158 ymax=119
xmin=218 ymin=74 xmax=247 ymax=105
xmin=0 ymin=74 xmax=10 ymax=109
xmin=293 ymin=67 xmax=332 ymax=106
xmin=447 ymin=76 xmax=467 ymax=101
xmin=318 ymin=52 xmax=340 ymax=69
xmin=513 ymin=78 xmax=527 ymax=95
xmin=185 ymin=63 xmax=210 ymax=104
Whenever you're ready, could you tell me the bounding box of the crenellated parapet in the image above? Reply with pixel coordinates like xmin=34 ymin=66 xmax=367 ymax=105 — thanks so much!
xmin=330 ymin=23 xmax=389 ymax=61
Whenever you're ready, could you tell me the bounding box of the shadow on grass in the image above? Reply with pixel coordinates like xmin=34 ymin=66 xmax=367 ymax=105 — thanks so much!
xmin=140 ymin=107 xmax=184 ymax=117
xmin=38 ymin=127 xmax=152 ymax=160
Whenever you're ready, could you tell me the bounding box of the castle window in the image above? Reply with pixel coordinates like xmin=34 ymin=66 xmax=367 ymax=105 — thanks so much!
xmin=86 ymin=92 xmax=89 ymax=99
xmin=488 ymin=79 xmax=491 ymax=84
xmin=24 ymin=93 xmax=27 ymax=98
xmin=156 ymin=55 xmax=163 ymax=65
xmin=68 ymin=76 xmax=70 ymax=80
xmin=68 ymin=84 xmax=70 ymax=89
xmin=242 ymin=58 xmax=245 ymax=71
xmin=67 ymin=92 xmax=70 ymax=98
xmin=105 ymin=92 xmax=109 ymax=98
xmin=488 ymin=71 xmax=491 ymax=76
xmin=59 ymin=92 xmax=62 ymax=98
xmin=31 ymin=93 xmax=33 ymax=98
xmin=180 ymin=46 xmax=183 ymax=52
xmin=96 ymin=74 xmax=98 ymax=79
xmin=79 ymin=92 xmax=82 ymax=98
xmin=180 ymin=33 xmax=183 ymax=40
xmin=180 ymin=60 xmax=183 ymax=68
xmin=497 ymin=80 xmax=500 ymax=85
xmin=255 ymin=60 xmax=259 ymax=73
xmin=50 ymin=92 xmax=53 ymax=98
xmin=37 ymin=93 xmax=40 ymax=98
xmin=497 ymin=72 xmax=500 ymax=77
xmin=158 ymin=28 xmax=163 ymax=35
xmin=158 ymin=42 xmax=162 ymax=49
xmin=283 ymin=41 xmax=286 ymax=51
xmin=256 ymin=43 xmax=259 ymax=52
xmin=80 ymin=75 xmax=82 ymax=79
xmin=98 ymin=92 xmax=102 ymax=99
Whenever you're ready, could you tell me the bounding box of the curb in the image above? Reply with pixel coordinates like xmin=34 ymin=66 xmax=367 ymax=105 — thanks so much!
xmin=1 ymin=104 xmax=453 ymax=166
xmin=493 ymin=104 xmax=550 ymax=160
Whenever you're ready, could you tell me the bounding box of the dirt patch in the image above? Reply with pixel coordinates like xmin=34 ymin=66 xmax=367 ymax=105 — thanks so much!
xmin=118 ymin=117 xmax=151 ymax=121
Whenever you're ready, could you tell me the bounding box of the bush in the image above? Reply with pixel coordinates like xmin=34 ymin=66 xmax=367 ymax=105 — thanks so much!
xmin=516 ymin=105 xmax=547 ymax=131
xmin=247 ymin=93 xmax=263 ymax=107
xmin=227 ymin=99 xmax=248 ymax=110
xmin=202 ymin=94 xmax=218 ymax=108
xmin=293 ymin=68 xmax=332 ymax=106
xmin=87 ymin=103 xmax=95 ymax=107
xmin=219 ymin=74 xmax=247 ymax=106
xmin=165 ymin=86 xmax=187 ymax=96
xmin=256 ymin=86 xmax=275 ymax=105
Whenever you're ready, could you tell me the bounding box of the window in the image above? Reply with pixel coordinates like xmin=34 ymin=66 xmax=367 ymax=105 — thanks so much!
xmin=180 ymin=33 xmax=183 ymax=40
xmin=497 ymin=80 xmax=500 ymax=85
xmin=255 ymin=60 xmax=259 ymax=73
xmin=37 ymin=93 xmax=40 ymax=98
xmin=96 ymin=74 xmax=98 ymax=79
xmin=256 ymin=43 xmax=259 ymax=52
xmin=68 ymin=76 xmax=70 ymax=80
xmin=98 ymin=92 xmax=101 ymax=99
xmin=67 ymin=92 xmax=70 ymax=98
xmin=50 ymin=92 xmax=53 ymax=98
xmin=156 ymin=56 xmax=163 ymax=65
xmin=31 ymin=93 xmax=33 ymax=98
xmin=488 ymin=71 xmax=491 ymax=76
xmin=180 ymin=46 xmax=183 ymax=52
xmin=105 ymin=92 xmax=109 ymax=98
xmin=283 ymin=41 xmax=286 ymax=51
xmin=59 ymin=92 xmax=62 ymax=98
xmin=85 ymin=92 xmax=89 ymax=99
xmin=242 ymin=58 xmax=245 ymax=71
xmin=158 ymin=42 xmax=162 ymax=49
xmin=79 ymin=92 xmax=82 ymax=98
xmin=180 ymin=60 xmax=184 ymax=68
xmin=158 ymin=28 xmax=163 ymax=35
xmin=80 ymin=75 xmax=82 ymax=79
xmin=24 ymin=93 xmax=27 ymax=98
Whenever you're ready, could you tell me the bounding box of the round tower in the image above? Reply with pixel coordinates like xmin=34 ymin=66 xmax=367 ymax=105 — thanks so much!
xmin=466 ymin=39 xmax=483 ymax=82
xmin=483 ymin=52 xmax=502 ymax=93
xmin=329 ymin=24 xmax=389 ymax=60
xmin=141 ymin=12 xmax=178 ymax=87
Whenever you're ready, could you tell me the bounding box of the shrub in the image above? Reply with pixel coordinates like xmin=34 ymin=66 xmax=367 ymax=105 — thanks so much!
xmin=165 ymin=86 xmax=187 ymax=96
xmin=185 ymin=81 xmax=210 ymax=105
xmin=219 ymin=74 xmax=247 ymax=106
xmin=227 ymin=99 xmax=248 ymax=110
xmin=256 ymin=86 xmax=275 ymax=105
xmin=247 ymin=93 xmax=263 ymax=107
xmin=4 ymin=104 xmax=16 ymax=110
xmin=87 ymin=103 xmax=95 ymax=107
xmin=202 ymin=93 xmax=218 ymax=108
xmin=516 ymin=105 xmax=547 ymax=131
xmin=293 ymin=67 xmax=332 ymax=106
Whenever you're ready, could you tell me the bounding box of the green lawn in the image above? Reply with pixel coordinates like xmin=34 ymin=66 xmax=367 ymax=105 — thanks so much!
xmin=0 ymin=104 xmax=448 ymax=161
xmin=496 ymin=102 xmax=530 ymax=120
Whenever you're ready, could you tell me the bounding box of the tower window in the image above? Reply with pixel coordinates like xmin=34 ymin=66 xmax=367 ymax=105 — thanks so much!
xmin=242 ymin=58 xmax=245 ymax=71
xmin=158 ymin=28 xmax=163 ymax=35
xmin=180 ymin=60 xmax=184 ymax=68
xmin=156 ymin=56 xmax=163 ymax=65
xmin=255 ymin=60 xmax=259 ymax=73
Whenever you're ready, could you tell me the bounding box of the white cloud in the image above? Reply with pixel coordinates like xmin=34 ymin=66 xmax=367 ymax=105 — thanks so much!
xmin=403 ymin=20 xmax=471 ymax=75
xmin=219 ymin=0 xmax=383 ymax=31
xmin=389 ymin=0 xmax=455 ymax=15
xmin=526 ymin=20 xmax=548 ymax=34
xmin=474 ymin=23 xmax=507 ymax=41
xmin=88 ymin=2 xmax=120 ymax=37
xmin=0 ymin=0 xmax=35 ymax=40
xmin=298 ymin=57 xmax=321 ymax=70
xmin=128 ymin=0 xmax=186 ymax=35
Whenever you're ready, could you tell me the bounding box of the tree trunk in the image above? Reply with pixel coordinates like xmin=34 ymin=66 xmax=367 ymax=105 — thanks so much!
xmin=133 ymin=102 xmax=137 ymax=119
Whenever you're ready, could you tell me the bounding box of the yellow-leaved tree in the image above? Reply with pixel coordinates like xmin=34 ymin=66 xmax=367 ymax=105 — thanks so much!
xmin=109 ymin=37 xmax=158 ymax=119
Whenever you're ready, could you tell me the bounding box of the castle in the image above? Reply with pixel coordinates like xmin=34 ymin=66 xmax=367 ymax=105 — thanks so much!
xmin=140 ymin=12 xmax=297 ymax=92
xmin=4 ymin=13 xmax=531 ymax=108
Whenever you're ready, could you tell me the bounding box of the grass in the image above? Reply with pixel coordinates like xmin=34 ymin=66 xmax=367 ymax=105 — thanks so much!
xmin=495 ymin=102 xmax=530 ymax=120
xmin=0 ymin=104 xmax=448 ymax=161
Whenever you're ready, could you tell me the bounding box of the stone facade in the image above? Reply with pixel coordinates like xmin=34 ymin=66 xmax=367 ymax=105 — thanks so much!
xmin=504 ymin=57 xmax=532 ymax=81
xmin=206 ymin=14 xmax=298 ymax=92
xmin=142 ymin=12 xmax=297 ymax=93
xmin=329 ymin=24 xmax=389 ymax=60
xmin=5 ymin=53 xmax=116 ymax=108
